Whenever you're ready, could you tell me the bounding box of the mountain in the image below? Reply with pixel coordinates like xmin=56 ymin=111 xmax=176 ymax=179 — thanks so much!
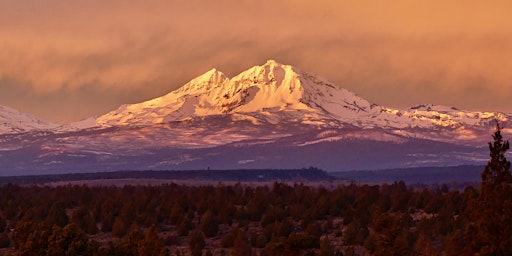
xmin=0 ymin=60 xmax=511 ymax=175
xmin=73 ymin=60 xmax=378 ymax=128
xmin=71 ymin=60 xmax=511 ymax=145
xmin=73 ymin=60 xmax=510 ymax=131
xmin=0 ymin=105 xmax=57 ymax=134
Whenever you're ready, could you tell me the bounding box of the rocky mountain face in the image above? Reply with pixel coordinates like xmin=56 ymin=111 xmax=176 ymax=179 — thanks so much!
xmin=1 ymin=60 xmax=511 ymax=175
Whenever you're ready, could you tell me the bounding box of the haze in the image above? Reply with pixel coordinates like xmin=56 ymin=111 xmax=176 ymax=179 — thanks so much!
xmin=1 ymin=0 xmax=511 ymax=123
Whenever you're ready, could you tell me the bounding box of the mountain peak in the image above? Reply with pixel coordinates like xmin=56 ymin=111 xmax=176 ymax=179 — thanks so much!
xmin=81 ymin=60 xmax=511 ymax=131
xmin=231 ymin=60 xmax=298 ymax=88
xmin=89 ymin=60 xmax=380 ymax=127
xmin=262 ymin=59 xmax=285 ymax=67
xmin=179 ymin=68 xmax=228 ymax=92
xmin=0 ymin=105 xmax=57 ymax=134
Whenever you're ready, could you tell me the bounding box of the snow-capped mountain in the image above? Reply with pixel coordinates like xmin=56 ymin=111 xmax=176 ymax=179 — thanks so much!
xmin=0 ymin=60 xmax=511 ymax=175
xmin=0 ymin=105 xmax=57 ymax=134
xmin=78 ymin=60 xmax=376 ymax=127
xmin=72 ymin=60 xmax=511 ymax=143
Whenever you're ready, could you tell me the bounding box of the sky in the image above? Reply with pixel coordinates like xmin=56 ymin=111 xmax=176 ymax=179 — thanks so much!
xmin=1 ymin=0 xmax=511 ymax=123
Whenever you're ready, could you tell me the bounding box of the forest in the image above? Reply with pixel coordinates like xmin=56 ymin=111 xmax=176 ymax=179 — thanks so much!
xmin=0 ymin=127 xmax=510 ymax=256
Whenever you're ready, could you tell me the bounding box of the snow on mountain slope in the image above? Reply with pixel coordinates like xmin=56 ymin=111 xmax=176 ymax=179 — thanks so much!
xmin=2 ymin=61 xmax=510 ymax=173
xmin=79 ymin=60 xmax=511 ymax=132
xmin=93 ymin=68 xmax=230 ymax=126
xmin=0 ymin=105 xmax=58 ymax=134
xmin=405 ymin=104 xmax=510 ymax=127
xmin=73 ymin=60 xmax=379 ymax=127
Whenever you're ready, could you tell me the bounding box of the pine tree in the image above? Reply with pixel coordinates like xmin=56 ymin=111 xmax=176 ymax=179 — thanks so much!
xmin=177 ymin=216 xmax=193 ymax=236
xmin=481 ymin=124 xmax=512 ymax=190
xmin=112 ymin=216 xmax=129 ymax=238
xmin=46 ymin=202 xmax=69 ymax=228
xmin=115 ymin=225 xmax=143 ymax=256
xmin=466 ymin=124 xmax=512 ymax=255
xmin=232 ymin=229 xmax=252 ymax=256
xmin=137 ymin=225 xmax=168 ymax=256
xmin=188 ymin=229 xmax=205 ymax=256
xmin=71 ymin=207 xmax=98 ymax=235
xmin=14 ymin=222 xmax=52 ymax=256
xmin=47 ymin=223 xmax=99 ymax=256
xmin=199 ymin=210 xmax=219 ymax=238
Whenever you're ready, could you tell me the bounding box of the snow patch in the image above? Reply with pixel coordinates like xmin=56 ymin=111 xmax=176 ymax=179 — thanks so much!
xmin=238 ymin=159 xmax=255 ymax=164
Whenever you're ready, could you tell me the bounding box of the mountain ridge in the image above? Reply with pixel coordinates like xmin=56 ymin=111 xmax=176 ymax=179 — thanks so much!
xmin=1 ymin=60 xmax=511 ymax=143
xmin=0 ymin=60 xmax=511 ymax=174
xmin=63 ymin=60 xmax=512 ymax=134
xmin=1 ymin=60 xmax=511 ymax=142
xmin=56 ymin=60 xmax=511 ymax=148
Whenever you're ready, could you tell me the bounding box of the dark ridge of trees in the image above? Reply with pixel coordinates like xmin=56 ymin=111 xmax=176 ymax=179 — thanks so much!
xmin=331 ymin=165 xmax=484 ymax=184
xmin=0 ymin=167 xmax=332 ymax=185
xmin=0 ymin=127 xmax=510 ymax=255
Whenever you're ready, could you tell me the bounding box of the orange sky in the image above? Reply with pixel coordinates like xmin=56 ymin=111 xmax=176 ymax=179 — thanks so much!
xmin=1 ymin=0 xmax=511 ymax=123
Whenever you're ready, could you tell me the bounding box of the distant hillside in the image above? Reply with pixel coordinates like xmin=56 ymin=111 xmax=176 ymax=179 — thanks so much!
xmin=0 ymin=166 xmax=485 ymax=186
xmin=0 ymin=168 xmax=333 ymax=185
xmin=331 ymin=165 xmax=484 ymax=185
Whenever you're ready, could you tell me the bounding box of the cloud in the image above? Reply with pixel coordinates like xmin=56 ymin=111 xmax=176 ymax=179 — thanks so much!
xmin=0 ymin=0 xmax=511 ymax=122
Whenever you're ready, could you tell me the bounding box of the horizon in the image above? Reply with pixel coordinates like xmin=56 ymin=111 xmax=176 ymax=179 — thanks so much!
xmin=1 ymin=1 xmax=511 ymax=123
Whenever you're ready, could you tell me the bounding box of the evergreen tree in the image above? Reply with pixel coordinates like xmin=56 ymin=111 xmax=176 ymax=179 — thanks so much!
xmin=177 ymin=215 xmax=193 ymax=236
xmin=137 ymin=225 xmax=168 ymax=256
xmin=101 ymin=211 xmax=115 ymax=232
xmin=220 ymin=227 xmax=238 ymax=248
xmin=199 ymin=210 xmax=219 ymax=238
xmin=15 ymin=223 xmax=52 ymax=256
xmin=71 ymin=207 xmax=98 ymax=235
xmin=168 ymin=203 xmax=185 ymax=225
xmin=46 ymin=202 xmax=69 ymax=228
xmin=232 ymin=229 xmax=252 ymax=256
xmin=115 ymin=225 xmax=143 ymax=256
xmin=112 ymin=216 xmax=130 ymax=238
xmin=188 ymin=229 xmax=205 ymax=256
xmin=466 ymin=124 xmax=512 ymax=255
xmin=481 ymin=124 xmax=512 ymax=190
xmin=47 ymin=223 xmax=99 ymax=256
